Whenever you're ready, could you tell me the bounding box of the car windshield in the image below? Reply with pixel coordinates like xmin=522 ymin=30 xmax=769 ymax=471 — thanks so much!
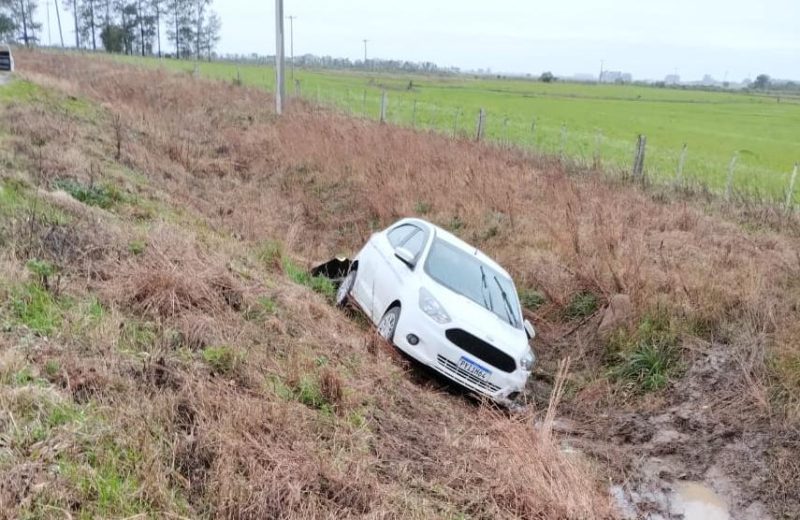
xmin=424 ymin=238 xmax=522 ymax=328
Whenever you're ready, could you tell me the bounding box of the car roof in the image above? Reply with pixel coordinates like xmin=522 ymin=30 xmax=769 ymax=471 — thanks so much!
xmin=390 ymin=217 xmax=512 ymax=278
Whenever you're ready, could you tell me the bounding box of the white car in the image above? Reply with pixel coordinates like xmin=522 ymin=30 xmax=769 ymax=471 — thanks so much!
xmin=336 ymin=218 xmax=536 ymax=403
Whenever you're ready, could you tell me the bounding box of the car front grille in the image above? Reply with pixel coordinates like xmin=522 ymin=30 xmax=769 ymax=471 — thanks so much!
xmin=437 ymin=355 xmax=501 ymax=393
xmin=0 ymin=54 xmax=10 ymax=71
xmin=445 ymin=328 xmax=516 ymax=373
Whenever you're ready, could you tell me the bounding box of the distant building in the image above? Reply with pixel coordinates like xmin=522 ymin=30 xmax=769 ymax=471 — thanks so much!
xmin=701 ymin=74 xmax=717 ymax=86
xmin=664 ymin=74 xmax=680 ymax=85
xmin=599 ymin=70 xmax=632 ymax=84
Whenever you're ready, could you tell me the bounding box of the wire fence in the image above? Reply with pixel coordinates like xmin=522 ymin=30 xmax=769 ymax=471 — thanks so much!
xmin=289 ymin=84 xmax=799 ymax=209
xmin=116 ymin=55 xmax=799 ymax=211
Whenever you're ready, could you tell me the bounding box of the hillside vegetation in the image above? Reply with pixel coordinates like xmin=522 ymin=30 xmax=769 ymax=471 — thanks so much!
xmin=1 ymin=51 xmax=799 ymax=518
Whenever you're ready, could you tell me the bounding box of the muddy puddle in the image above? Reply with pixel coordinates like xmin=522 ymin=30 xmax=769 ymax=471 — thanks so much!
xmin=672 ymin=482 xmax=729 ymax=520
xmin=612 ymin=479 xmax=731 ymax=520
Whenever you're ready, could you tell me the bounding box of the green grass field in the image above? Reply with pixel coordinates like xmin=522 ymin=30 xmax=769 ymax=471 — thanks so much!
xmin=116 ymin=55 xmax=800 ymax=202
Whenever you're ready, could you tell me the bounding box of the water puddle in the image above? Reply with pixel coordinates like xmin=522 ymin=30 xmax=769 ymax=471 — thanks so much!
xmin=672 ymin=481 xmax=730 ymax=520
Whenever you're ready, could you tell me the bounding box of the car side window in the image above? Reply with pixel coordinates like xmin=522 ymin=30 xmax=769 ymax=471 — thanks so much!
xmin=387 ymin=224 xmax=417 ymax=248
xmin=402 ymin=229 xmax=427 ymax=258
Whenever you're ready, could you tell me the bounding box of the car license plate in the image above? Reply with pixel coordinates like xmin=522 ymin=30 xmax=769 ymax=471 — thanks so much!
xmin=458 ymin=356 xmax=491 ymax=380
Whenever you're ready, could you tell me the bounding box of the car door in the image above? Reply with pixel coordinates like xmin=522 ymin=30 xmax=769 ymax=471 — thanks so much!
xmin=370 ymin=224 xmax=429 ymax=320
xmin=352 ymin=224 xmax=416 ymax=321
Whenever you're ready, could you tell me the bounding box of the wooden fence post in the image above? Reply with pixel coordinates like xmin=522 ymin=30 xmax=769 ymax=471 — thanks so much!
xmin=294 ymin=79 xmax=301 ymax=96
xmin=475 ymin=108 xmax=485 ymax=141
xmin=676 ymin=144 xmax=688 ymax=185
xmin=593 ymin=129 xmax=603 ymax=169
xmin=530 ymin=118 xmax=536 ymax=149
xmin=411 ymin=100 xmax=417 ymax=128
xmin=786 ymin=163 xmax=798 ymax=211
xmin=503 ymin=118 xmax=510 ymax=146
xmin=632 ymin=134 xmax=647 ymax=181
xmin=379 ymin=90 xmax=387 ymax=123
xmin=361 ymin=89 xmax=367 ymax=116
xmin=559 ymin=124 xmax=568 ymax=158
xmin=725 ymin=153 xmax=738 ymax=201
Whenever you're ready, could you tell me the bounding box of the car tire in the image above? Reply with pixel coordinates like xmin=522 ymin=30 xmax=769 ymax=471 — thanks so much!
xmin=377 ymin=306 xmax=400 ymax=342
xmin=335 ymin=269 xmax=356 ymax=308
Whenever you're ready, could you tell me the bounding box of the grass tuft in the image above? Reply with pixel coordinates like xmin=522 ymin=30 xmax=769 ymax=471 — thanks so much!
xmin=10 ymin=282 xmax=65 ymax=336
xmin=256 ymin=239 xmax=283 ymax=270
xmin=608 ymin=308 xmax=682 ymax=392
xmin=520 ymin=289 xmax=547 ymax=311
xmin=564 ymin=291 xmax=599 ymax=320
xmin=201 ymin=345 xmax=242 ymax=375
xmin=55 ymin=179 xmax=126 ymax=209
xmin=282 ymin=257 xmax=336 ymax=299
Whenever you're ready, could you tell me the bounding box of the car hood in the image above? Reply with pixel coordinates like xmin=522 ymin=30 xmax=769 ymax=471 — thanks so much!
xmin=427 ymin=281 xmax=530 ymax=360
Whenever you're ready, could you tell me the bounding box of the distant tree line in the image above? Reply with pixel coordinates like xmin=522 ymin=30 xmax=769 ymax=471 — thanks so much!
xmin=218 ymin=52 xmax=461 ymax=75
xmin=0 ymin=0 xmax=221 ymax=60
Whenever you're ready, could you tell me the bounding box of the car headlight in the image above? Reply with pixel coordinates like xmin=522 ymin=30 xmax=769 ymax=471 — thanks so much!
xmin=419 ymin=287 xmax=451 ymax=324
xmin=520 ymin=350 xmax=535 ymax=371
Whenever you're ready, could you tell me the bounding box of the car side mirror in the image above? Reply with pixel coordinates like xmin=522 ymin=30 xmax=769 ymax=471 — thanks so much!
xmin=394 ymin=247 xmax=416 ymax=268
xmin=524 ymin=320 xmax=536 ymax=340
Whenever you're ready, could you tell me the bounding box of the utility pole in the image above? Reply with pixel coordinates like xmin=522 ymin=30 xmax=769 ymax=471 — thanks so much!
xmin=599 ymin=59 xmax=604 ymax=82
xmin=275 ymin=0 xmax=286 ymax=115
xmin=363 ymin=39 xmax=368 ymax=68
xmin=54 ymin=0 xmax=64 ymax=47
xmin=286 ymin=15 xmax=296 ymax=82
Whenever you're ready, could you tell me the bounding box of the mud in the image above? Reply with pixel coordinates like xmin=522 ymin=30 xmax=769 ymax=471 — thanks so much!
xmin=548 ymin=339 xmax=784 ymax=519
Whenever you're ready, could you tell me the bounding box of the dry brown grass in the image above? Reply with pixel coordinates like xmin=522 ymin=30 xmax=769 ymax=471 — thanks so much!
xmin=2 ymin=49 xmax=800 ymax=518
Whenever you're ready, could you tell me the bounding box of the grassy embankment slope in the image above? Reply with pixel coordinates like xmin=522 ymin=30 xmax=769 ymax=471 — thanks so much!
xmin=117 ymin=54 xmax=800 ymax=202
xmin=0 ymin=54 xmax=609 ymax=519
xmin=0 ymin=51 xmax=799 ymax=518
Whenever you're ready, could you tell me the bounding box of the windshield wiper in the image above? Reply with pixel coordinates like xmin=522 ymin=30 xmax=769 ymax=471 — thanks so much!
xmin=493 ymin=276 xmax=518 ymax=327
xmin=479 ymin=265 xmax=494 ymax=311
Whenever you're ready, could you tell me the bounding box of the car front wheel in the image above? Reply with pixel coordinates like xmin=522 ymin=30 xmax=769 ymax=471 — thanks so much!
xmin=335 ymin=269 xmax=356 ymax=308
xmin=377 ymin=306 xmax=400 ymax=342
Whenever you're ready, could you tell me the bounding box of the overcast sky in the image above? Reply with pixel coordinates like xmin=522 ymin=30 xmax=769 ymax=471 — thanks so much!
xmin=39 ymin=0 xmax=800 ymax=81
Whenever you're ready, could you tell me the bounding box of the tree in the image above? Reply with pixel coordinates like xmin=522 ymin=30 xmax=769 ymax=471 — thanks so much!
xmin=3 ymin=0 xmax=41 ymax=46
xmin=191 ymin=0 xmax=208 ymax=59
xmin=199 ymin=9 xmax=219 ymax=60
xmin=119 ymin=2 xmax=138 ymax=54
xmin=166 ymin=0 xmax=192 ymax=58
xmin=79 ymin=0 xmax=98 ymax=50
xmin=0 ymin=13 xmax=14 ymax=41
xmin=540 ymin=71 xmax=556 ymax=83
xmin=100 ymin=22 xmax=124 ymax=51
xmin=753 ymin=74 xmax=770 ymax=90
xmin=149 ymin=0 xmax=163 ymax=57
